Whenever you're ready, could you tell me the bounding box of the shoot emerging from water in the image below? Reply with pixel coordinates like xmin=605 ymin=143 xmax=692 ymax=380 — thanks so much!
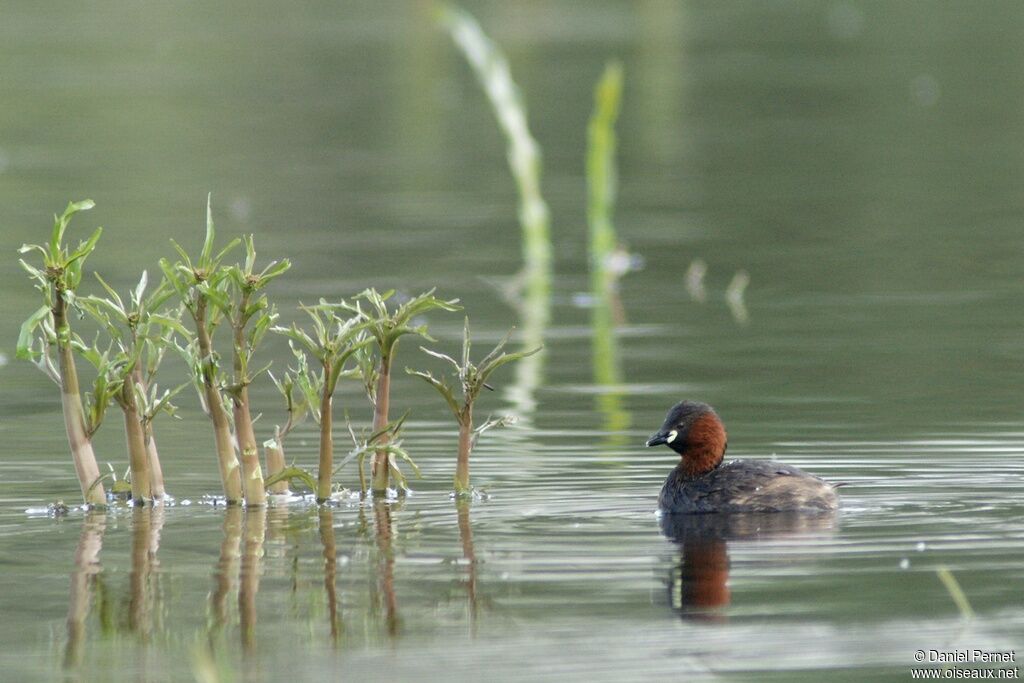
xmin=223 ymin=235 xmax=291 ymax=506
xmin=409 ymin=317 xmax=539 ymax=495
xmin=17 ymin=200 xmax=107 ymax=506
xmin=273 ymin=301 xmax=370 ymax=503
xmin=159 ymin=195 xmax=243 ymax=503
xmin=79 ymin=270 xmax=185 ymax=503
xmin=339 ymin=288 xmax=460 ymax=496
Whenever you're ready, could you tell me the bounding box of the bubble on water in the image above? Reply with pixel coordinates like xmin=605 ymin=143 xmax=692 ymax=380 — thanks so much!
xmin=916 ymin=542 xmax=926 ymax=552
xmin=180 ymin=499 xmax=192 ymax=506
xmin=571 ymin=292 xmax=596 ymax=308
xmin=826 ymin=2 xmax=864 ymax=40
xmin=229 ymin=196 xmax=251 ymax=222
xmin=899 ymin=558 xmax=910 ymax=570
xmin=910 ymin=74 xmax=940 ymax=107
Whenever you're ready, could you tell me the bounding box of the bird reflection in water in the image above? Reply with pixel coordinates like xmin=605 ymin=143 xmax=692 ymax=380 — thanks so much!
xmin=661 ymin=512 xmax=836 ymax=620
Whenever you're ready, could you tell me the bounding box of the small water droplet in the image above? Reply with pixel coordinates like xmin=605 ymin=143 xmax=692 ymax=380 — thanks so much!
xmin=180 ymin=499 xmax=192 ymax=506
xmin=916 ymin=542 xmax=926 ymax=552
xmin=900 ymin=558 xmax=910 ymax=570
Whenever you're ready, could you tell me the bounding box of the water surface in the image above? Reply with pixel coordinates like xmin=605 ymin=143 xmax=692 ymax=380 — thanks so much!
xmin=1 ymin=1 xmax=1022 ymax=680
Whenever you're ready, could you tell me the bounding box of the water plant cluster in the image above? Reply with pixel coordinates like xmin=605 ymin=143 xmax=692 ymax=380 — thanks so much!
xmin=17 ymin=197 xmax=537 ymax=507
xmin=15 ymin=5 xmax=654 ymax=509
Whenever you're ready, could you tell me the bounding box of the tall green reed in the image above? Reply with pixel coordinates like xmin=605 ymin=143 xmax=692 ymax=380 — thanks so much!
xmin=586 ymin=62 xmax=631 ymax=443
xmin=439 ymin=5 xmax=552 ymax=420
xmin=438 ymin=4 xmax=551 ymax=280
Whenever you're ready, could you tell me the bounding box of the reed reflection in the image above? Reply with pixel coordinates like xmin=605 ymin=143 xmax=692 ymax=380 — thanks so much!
xmin=264 ymin=504 xmax=292 ymax=560
xmin=127 ymin=506 xmax=164 ymax=642
xmin=64 ymin=511 xmax=107 ymax=670
xmin=591 ymin=284 xmax=630 ymax=448
xmin=660 ymin=512 xmax=836 ymax=620
xmin=455 ymin=499 xmax=479 ymax=632
xmin=239 ymin=507 xmax=266 ymax=652
xmin=318 ymin=506 xmax=341 ymax=644
xmin=587 ymin=62 xmax=633 ymax=447
xmin=372 ymin=500 xmax=399 ymax=637
xmin=504 ymin=268 xmax=550 ymax=426
xmin=208 ymin=506 xmax=242 ymax=644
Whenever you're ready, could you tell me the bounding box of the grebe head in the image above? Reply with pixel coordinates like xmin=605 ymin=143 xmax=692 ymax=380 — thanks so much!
xmin=646 ymin=401 xmax=728 ymax=476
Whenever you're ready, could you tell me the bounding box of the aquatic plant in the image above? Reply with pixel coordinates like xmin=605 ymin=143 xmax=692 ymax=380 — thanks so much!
xmin=224 ymin=236 xmax=291 ymax=506
xmin=272 ymin=301 xmax=370 ymax=502
xmin=159 ymin=197 xmax=243 ymax=504
xmin=336 ymin=412 xmax=416 ymax=497
xmin=263 ymin=350 xmax=314 ymax=495
xmin=17 ymin=200 xmax=108 ymax=505
xmin=340 ymin=288 xmax=460 ymax=495
xmin=78 ymin=271 xmax=185 ymax=503
xmin=438 ymin=4 xmax=551 ymax=280
xmin=587 ymin=61 xmax=626 ymax=297
xmin=586 ymin=61 xmax=632 ymax=443
xmin=936 ymin=566 xmax=975 ymax=620
xmin=72 ymin=343 xmax=136 ymax=499
xmin=409 ymin=318 xmax=539 ymax=495
xmin=440 ymin=5 xmax=551 ymax=420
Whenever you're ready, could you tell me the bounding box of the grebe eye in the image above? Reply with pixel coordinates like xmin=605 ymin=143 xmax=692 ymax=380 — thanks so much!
xmin=666 ymin=430 xmax=678 ymax=443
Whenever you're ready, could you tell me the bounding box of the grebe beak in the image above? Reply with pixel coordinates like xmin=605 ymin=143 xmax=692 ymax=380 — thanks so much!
xmin=645 ymin=432 xmax=668 ymax=447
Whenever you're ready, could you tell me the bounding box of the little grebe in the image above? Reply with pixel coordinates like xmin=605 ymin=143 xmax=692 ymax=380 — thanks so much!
xmin=646 ymin=401 xmax=839 ymax=514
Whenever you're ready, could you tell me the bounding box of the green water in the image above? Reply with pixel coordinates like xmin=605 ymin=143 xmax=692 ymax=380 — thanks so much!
xmin=1 ymin=1 xmax=1023 ymax=681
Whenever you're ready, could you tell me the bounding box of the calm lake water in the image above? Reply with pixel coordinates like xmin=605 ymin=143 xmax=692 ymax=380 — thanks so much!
xmin=1 ymin=1 xmax=1023 ymax=681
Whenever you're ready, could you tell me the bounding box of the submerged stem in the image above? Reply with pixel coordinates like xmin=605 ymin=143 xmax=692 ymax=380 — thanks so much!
xmin=121 ymin=388 xmax=152 ymax=505
xmin=233 ymin=387 xmax=266 ymax=506
xmin=316 ymin=369 xmax=334 ymax=503
xmin=264 ymin=426 xmax=289 ymax=495
xmin=196 ymin=298 xmax=242 ymax=504
xmin=54 ymin=294 xmax=106 ymax=506
xmin=145 ymin=426 xmax=165 ymax=500
xmin=371 ymin=354 xmax=392 ymax=494
xmin=232 ymin=291 xmax=265 ymax=506
xmin=455 ymin=407 xmax=473 ymax=495
xmin=133 ymin=361 xmax=166 ymax=500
